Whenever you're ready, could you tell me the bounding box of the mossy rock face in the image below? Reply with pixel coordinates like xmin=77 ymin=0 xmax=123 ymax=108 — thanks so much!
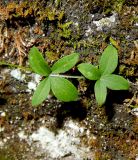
xmin=0 ymin=0 xmax=137 ymax=69
xmin=0 ymin=0 xmax=138 ymax=160
xmin=0 ymin=0 xmax=77 ymax=65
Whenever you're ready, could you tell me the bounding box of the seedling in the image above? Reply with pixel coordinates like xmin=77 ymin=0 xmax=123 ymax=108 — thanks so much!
xmin=78 ymin=45 xmax=129 ymax=106
xmin=29 ymin=45 xmax=129 ymax=107
xmin=29 ymin=47 xmax=79 ymax=106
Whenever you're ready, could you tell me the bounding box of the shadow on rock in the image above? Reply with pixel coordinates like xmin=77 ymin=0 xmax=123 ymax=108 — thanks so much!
xmin=105 ymin=90 xmax=132 ymax=121
xmin=55 ymin=101 xmax=87 ymax=128
xmin=0 ymin=97 xmax=7 ymax=105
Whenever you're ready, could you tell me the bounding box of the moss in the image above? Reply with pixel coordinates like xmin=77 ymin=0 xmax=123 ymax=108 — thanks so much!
xmin=0 ymin=1 xmax=64 ymax=22
xmin=0 ymin=151 xmax=14 ymax=160
xmin=119 ymin=64 xmax=137 ymax=77
xmin=0 ymin=0 xmax=78 ymax=65
xmin=46 ymin=50 xmax=60 ymax=61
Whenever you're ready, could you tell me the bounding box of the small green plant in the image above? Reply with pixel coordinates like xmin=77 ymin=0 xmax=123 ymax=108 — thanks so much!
xmin=29 ymin=47 xmax=79 ymax=106
xmin=29 ymin=45 xmax=129 ymax=107
xmin=78 ymin=45 xmax=129 ymax=106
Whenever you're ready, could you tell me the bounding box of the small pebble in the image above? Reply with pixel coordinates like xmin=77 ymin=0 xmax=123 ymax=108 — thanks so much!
xmin=131 ymin=108 xmax=138 ymax=116
xmin=0 ymin=111 xmax=6 ymax=117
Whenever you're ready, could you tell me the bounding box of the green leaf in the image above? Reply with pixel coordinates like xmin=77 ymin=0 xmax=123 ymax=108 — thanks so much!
xmin=32 ymin=78 xmax=50 ymax=106
xmin=94 ymin=80 xmax=107 ymax=106
xmin=101 ymin=74 xmax=130 ymax=90
xmin=51 ymin=53 xmax=79 ymax=74
xmin=99 ymin=45 xmax=118 ymax=75
xmin=77 ymin=63 xmax=101 ymax=80
xmin=29 ymin=46 xmax=51 ymax=76
xmin=50 ymin=77 xmax=78 ymax=102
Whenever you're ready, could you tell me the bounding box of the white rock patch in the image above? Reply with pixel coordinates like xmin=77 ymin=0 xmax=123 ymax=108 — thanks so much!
xmin=29 ymin=127 xmax=89 ymax=159
xmin=10 ymin=69 xmax=25 ymax=81
xmin=27 ymin=81 xmax=37 ymax=91
xmin=34 ymin=74 xmax=41 ymax=84
xmin=18 ymin=120 xmax=91 ymax=159
xmin=93 ymin=13 xmax=117 ymax=31
xmin=18 ymin=131 xmax=28 ymax=140
xmin=27 ymin=73 xmax=42 ymax=92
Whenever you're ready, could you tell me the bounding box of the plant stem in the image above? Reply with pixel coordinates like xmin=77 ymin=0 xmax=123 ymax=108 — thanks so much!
xmin=50 ymin=74 xmax=84 ymax=79
xmin=0 ymin=61 xmax=32 ymax=71
xmin=0 ymin=61 xmax=85 ymax=79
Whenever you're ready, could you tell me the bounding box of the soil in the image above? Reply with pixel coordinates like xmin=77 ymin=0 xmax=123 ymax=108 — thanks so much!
xmin=0 ymin=0 xmax=138 ymax=160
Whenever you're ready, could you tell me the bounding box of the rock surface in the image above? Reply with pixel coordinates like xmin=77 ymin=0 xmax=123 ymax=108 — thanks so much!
xmin=0 ymin=0 xmax=138 ymax=159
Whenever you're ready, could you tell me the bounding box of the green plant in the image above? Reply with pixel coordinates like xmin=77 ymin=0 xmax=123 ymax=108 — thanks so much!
xmin=78 ymin=45 xmax=129 ymax=106
xmin=29 ymin=45 xmax=129 ymax=107
xmin=29 ymin=47 xmax=80 ymax=106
